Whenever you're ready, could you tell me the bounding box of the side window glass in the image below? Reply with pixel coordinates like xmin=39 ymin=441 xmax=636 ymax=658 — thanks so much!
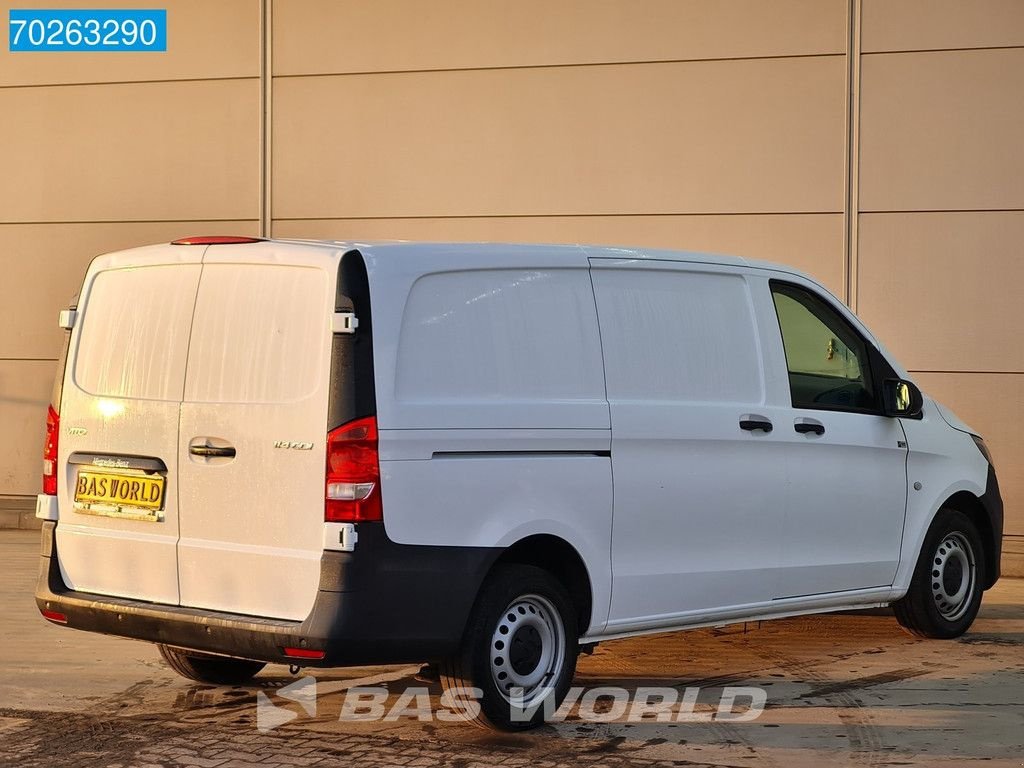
xmin=771 ymin=282 xmax=876 ymax=412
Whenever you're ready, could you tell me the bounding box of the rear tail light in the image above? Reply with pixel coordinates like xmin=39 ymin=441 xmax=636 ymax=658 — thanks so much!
xmin=283 ymin=646 xmax=325 ymax=660
xmin=170 ymin=235 xmax=263 ymax=245
xmin=40 ymin=608 xmax=67 ymax=624
xmin=325 ymin=416 xmax=382 ymax=522
xmin=42 ymin=404 xmax=59 ymax=495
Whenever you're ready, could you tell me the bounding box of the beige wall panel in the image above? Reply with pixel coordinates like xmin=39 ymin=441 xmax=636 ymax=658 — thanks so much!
xmin=857 ymin=212 xmax=1024 ymax=373
xmin=859 ymin=49 xmax=1024 ymax=213
xmin=274 ymin=57 xmax=846 ymax=219
xmin=273 ymin=0 xmax=846 ymax=75
xmin=914 ymin=372 xmax=1022 ymax=535
xmin=0 ymin=360 xmax=56 ymax=496
xmin=0 ymin=221 xmax=259 ymax=360
xmin=0 ymin=78 xmax=259 ymax=222
xmin=862 ymin=0 xmax=1024 ymax=53
xmin=273 ymin=213 xmax=845 ymax=295
xmin=0 ymin=0 xmax=258 ymax=86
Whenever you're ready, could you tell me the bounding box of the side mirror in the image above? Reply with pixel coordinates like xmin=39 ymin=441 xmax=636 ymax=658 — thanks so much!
xmin=883 ymin=378 xmax=923 ymax=419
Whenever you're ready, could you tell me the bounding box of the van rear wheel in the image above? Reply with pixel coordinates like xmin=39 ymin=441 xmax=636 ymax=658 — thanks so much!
xmin=440 ymin=564 xmax=579 ymax=730
xmin=157 ymin=644 xmax=266 ymax=685
xmin=894 ymin=509 xmax=985 ymax=639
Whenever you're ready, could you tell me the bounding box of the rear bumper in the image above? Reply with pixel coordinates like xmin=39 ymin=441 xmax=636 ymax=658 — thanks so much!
xmin=35 ymin=521 xmax=499 ymax=666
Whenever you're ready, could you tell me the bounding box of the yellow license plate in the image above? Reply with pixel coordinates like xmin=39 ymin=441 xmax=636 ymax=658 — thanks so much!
xmin=74 ymin=470 xmax=165 ymax=511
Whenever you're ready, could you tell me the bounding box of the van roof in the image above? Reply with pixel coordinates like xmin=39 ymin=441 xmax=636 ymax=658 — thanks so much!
xmin=269 ymin=238 xmax=816 ymax=282
xmin=87 ymin=238 xmax=818 ymax=288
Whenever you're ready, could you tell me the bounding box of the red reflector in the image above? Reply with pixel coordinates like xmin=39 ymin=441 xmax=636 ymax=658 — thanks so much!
xmin=283 ymin=647 xmax=325 ymax=660
xmin=42 ymin=404 xmax=59 ymax=496
xmin=171 ymin=236 xmax=263 ymax=245
xmin=325 ymin=416 xmax=382 ymax=523
xmin=41 ymin=608 xmax=67 ymax=624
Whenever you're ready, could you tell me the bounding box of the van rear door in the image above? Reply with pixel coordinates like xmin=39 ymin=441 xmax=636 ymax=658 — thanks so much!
xmin=176 ymin=245 xmax=334 ymax=621
xmin=56 ymin=247 xmax=203 ymax=605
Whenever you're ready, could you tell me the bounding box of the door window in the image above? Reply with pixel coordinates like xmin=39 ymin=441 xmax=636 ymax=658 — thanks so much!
xmin=770 ymin=281 xmax=876 ymax=412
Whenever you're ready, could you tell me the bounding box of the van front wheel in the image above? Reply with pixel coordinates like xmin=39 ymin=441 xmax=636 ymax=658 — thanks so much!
xmin=441 ymin=564 xmax=580 ymax=730
xmin=894 ymin=509 xmax=985 ymax=639
xmin=157 ymin=644 xmax=266 ymax=685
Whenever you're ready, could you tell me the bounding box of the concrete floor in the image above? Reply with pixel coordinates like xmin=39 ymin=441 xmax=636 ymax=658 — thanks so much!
xmin=2 ymin=528 xmax=1023 ymax=767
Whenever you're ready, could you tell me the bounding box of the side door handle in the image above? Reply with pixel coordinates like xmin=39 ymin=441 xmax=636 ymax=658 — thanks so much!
xmin=794 ymin=419 xmax=825 ymax=436
xmin=189 ymin=445 xmax=236 ymax=458
xmin=739 ymin=417 xmax=773 ymax=433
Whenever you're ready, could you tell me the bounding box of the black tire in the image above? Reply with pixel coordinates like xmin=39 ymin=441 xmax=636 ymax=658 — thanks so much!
xmin=441 ymin=564 xmax=580 ymax=730
xmin=894 ymin=509 xmax=985 ymax=639
xmin=157 ymin=644 xmax=266 ymax=685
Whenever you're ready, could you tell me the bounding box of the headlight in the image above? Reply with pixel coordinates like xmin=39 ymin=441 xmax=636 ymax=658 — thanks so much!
xmin=971 ymin=435 xmax=994 ymax=467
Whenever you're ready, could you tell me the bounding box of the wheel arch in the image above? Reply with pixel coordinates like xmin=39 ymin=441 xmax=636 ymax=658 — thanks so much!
xmin=940 ymin=490 xmax=999 ymax=590
xmin=484 ymin=534 xmax=595 ymax=637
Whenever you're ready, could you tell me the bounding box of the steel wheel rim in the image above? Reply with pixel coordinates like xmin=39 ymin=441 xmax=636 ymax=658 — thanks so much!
xmin=489 ymin=593 xmax=565 ymax=708
xmin=931 ymin=532 xmax=976 ymax=622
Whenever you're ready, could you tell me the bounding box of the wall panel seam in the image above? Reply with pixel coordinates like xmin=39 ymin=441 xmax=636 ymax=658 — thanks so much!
xmin=259 ymin=0 xmax=272 ymax=237
xmin=0 ymin=219 xmax=260 ymax=226
xmin=860 ymin=208 xmax=1024 ymax=215
xmin=843 ymin=0 xmax=862 ymax=310
xmin=910 ymin=370 xmax=1024 ymax=376
xmin=271 ymin=52 xmax=846 ymax=80
xmin=862 ymin=44 xmax=1024 ymax=57
xmin=271 ymin=212 xmax=843 ymax=222
xmin=0 ymin=76 xmax=258 ymax=91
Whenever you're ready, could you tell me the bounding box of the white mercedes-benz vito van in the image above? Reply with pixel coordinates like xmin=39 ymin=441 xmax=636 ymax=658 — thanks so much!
xmin=36 ymin=237 xmax=1002 ymax=729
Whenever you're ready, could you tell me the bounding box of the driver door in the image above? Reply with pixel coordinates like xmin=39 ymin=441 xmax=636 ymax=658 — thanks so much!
xmin=761 ymin=276 xmax=908 ymax=598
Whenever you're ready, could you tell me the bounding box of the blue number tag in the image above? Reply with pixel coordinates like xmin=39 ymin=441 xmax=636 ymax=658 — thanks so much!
xmin=9 ymin=9 xmax=167 ymax=52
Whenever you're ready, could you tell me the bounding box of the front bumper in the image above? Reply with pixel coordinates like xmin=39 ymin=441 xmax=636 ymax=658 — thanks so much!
xmin=981 ymin=464 xmax=1004 ymax=590
xmin=35 ymin=521 xmax=498 ymax=666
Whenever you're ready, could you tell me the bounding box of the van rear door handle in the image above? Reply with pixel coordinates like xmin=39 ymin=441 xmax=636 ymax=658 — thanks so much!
xmin=794 ymin=421 xmax=825 ymax=436
xmin=739 ymin=418 xmax=773 ymax=433
xmin=189 ymin=445 xmax=236 ymax=458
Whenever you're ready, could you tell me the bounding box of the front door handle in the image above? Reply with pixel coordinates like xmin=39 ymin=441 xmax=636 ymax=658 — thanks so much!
xmin=739 ymin=418 xmax=773 ymax=433
xmin=189 ymin=445 xmax=236 ymax=458
xmin=794 ymin=419 xmax=825 ymax=436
